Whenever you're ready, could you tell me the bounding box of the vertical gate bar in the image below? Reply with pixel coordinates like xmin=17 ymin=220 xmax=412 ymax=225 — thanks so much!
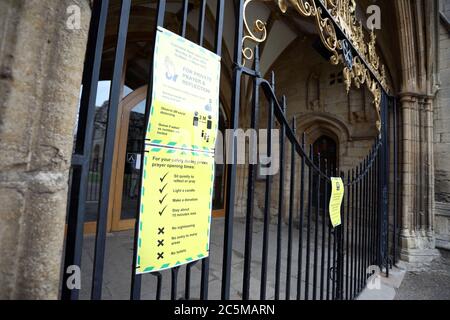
xmin=393 ymin=98 xmax=398 ymax=265
xmin=367 ymin=152 xmax=372 ymax=273
xmin=286 ymin=117 xmax=297 ymax=300
xmin=363 ymin=157 xmax=369 ymax=287
xmin=336 ymin=172 xmax=345 ymax=300
xmin=354 ymin=166 xmax=359 ymax=295
xmin=171 ymin=267 xmax=180 ymax=300
xmin=199 ymin=0 xmax=225 ymax=300
xmin=386 ymin=96 xmax=391 ymax=274
xmin=261 ymin=73 xmax=275 ymax=299
xmin=370 ymin=150 xmax=374 ymax=270
xmin=378 ymin=146 xmax=382 ymax=268
xmin=355 ymin=165 xmax=360 ymax=294
xmin=326 ymin=166 xmax=332 ymax=300
xmin=361 ymin=159 xmax=366 ymax=289
xmin=330 ymin=167 xmax=336 ymax=300
xmin=331 ymin=192 xmax=337 ymax=300
xmin=62 ymin=0 xmax=109 ymax=300
xmin=221 ymin=0 xmax=245 ymax=300
xmin=181 ymin=0 xmax=189 ymax=37
xmin=198 ymin=0 xmax=207 ymax=46
xmin=358 ymin=162 xmax=364 ymax=292
xmin=320 ymin=159 xmax=328 ymax=300
xmin=242 ymin=48 xmax=261 ymax=300
xmin=371 ymin=148 xmax=376 ymax=266
xmin=274 ymin=96 xmax=286 ymax=300
xmin=345 ymin=170 xmax=351 ymax=299
xmin=351 ymin=169 xmax=355 ymax=297
xmin=131 ymin=0 xmax=166 ymax=301
xmin=380 ymin=93 xmax=390 ymax=277
xmin=304 ymin=146 xmax=314 ymax=300
xmin=91 ymin=0 xmax=131 ymax=300
xmin=296 ymin=134 xmax=306 ymax=300
xmin=185 ymin=262 xmax=195 ymax=300
xmin=379 ymin=144 xmax=383 ymax=269
xmin=155 ymin=272 xmax=162 ymax=300
xmin=200 ymin=257 xmax=209 ymax=299
xmin=377 ymin=143 xmax=383 ymax=269
xmin=372 ymin=146 xmax=377 ymax=266
xmin=214 ymin=0 xmax=225 ymax=56
xmin=313 ymin=154 xmax=321 ymax=300
xmin=367 ymin=154 xmax=372 ymax=280
xmin=374 ymin=148 xmax=381 ymax=268
xmin=371 ymin=146 xmax=376 ymax=265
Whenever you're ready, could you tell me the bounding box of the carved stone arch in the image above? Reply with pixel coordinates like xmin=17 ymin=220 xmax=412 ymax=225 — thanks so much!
xmin=296 ymin=113 xmax=352 ymax=170
xmin=297 ymin=113 xmax=351 ymax=142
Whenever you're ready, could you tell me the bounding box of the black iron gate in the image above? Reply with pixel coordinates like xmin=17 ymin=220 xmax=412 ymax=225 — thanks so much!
xmin=62 ymin=0 xmax=399 ymax=301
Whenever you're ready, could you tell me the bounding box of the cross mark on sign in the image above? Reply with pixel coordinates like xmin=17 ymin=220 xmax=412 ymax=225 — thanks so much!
xmin=158 ymin=227 xmax=165 ymax=235
xmin=157 ymin=240 xmax=164 ymax=247
xmin=157 ymin=252 xmax=164 ymax=260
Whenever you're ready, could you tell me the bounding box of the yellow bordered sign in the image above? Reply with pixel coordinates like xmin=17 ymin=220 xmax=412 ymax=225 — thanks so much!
xmin=135 ymin=27 xmax=221 ymax=274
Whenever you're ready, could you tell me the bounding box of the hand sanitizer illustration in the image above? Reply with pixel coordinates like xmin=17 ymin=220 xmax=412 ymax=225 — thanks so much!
xmin=207 ymin=115 xmax=212 ymax=130
xmin=193 ymin=112 xmax=199 ymax=127
xmin=165 ymin=56 xmax=178 ymax=82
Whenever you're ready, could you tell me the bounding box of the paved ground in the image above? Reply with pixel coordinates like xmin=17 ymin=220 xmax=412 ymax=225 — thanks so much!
xmin=77 ymin=217 xmax=450 ymax=300
xmin=79 ymin=217 xmax=341 ymax=300
xmin=395 ymin=250 xmax=450 ymax=300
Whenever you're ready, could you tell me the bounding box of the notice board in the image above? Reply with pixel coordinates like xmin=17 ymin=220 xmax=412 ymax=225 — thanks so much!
xmin=135 ymin=27 xmax=221 ymax=274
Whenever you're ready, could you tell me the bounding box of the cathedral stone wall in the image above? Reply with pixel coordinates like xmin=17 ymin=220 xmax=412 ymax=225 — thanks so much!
xmin=0 ymin=0 xmax=91 ymax=299
xmin=434 ymin=1 xmax=450 ymax=250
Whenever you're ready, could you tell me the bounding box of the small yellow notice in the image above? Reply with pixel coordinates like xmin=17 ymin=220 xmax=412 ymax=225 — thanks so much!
xmin=329 ymin=177 xmax=344 ymax=228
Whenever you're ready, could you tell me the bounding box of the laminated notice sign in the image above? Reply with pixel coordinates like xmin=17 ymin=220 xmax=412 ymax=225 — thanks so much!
xmin=135 ymin=27 xmax=221 ymax=274
xmin=329 ymin=177 xmax=344 ymax=228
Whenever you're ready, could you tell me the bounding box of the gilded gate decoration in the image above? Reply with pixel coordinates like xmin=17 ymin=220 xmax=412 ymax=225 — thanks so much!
xmin=243 ymin=0 xmax=390 ymax=131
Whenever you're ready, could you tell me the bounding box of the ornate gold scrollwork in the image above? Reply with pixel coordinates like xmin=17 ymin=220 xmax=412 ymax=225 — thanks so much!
xmin=277 ymin=0 xmax=389 ymax=132
xmin=246 ymin=0 xmax=390 ymax=131
xmin=276 ymin=1 xmax=340 ymax=64
xmin=343 ymin=56 xmax=382 ymax=132
xmin=242 ymin=0 xmax=268 ymax=65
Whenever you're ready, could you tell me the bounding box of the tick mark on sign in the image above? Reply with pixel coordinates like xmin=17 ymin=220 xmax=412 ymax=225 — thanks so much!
xmin=159 ymin=205 xmax=168 ymax=216
xmin=159 ymin=194 xmax=168 ymax=204
xmin=158 ymin=227 xmax=165 ymax=235
xmin=160 ymin=172 xmax=169 ymax=183
xmin=157 ymin=240 xmax=164 ymax=247
xmin=159 ymin=183 xmax=168 ymax=193
xmin=157 ymin=252 xmax=164 ymax=260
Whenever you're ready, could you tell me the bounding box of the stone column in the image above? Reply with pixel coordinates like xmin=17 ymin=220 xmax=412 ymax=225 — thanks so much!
xmin=0 ymin=0 xmax=91 ymax=299
xmin=398 ymin=93 xmax=439 ymax=265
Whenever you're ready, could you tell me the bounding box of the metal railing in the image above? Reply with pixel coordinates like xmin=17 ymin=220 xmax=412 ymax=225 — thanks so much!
xmin=233 ymin=46 xmax=392 ymax=300
xmin=62 ymin=0 xmax=399 ymax=301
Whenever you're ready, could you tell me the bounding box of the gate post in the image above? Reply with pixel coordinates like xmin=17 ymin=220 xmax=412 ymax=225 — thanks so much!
xmin=221 ymin=0 xmax=245 ymax=300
